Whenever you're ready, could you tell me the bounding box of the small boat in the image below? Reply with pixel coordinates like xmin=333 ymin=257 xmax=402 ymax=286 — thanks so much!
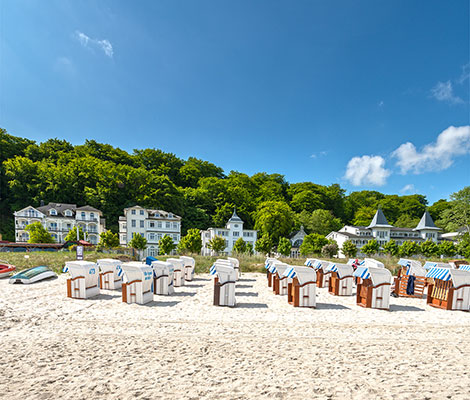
xmin=9 ymin=266 xmax=57 ymax=284
xmin=0 ymin=260 xmax=16 ymax=278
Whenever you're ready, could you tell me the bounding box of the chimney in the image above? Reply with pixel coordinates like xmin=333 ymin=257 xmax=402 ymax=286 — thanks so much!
xmin=40 ymin=200 xmax=44 ymax=206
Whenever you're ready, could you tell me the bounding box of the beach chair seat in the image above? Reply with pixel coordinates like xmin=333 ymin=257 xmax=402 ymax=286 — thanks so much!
xmin=167 ymin=258 xmax=185 ymax=287
xmin=211 ymin=262 xmax=236 ymax=307
xmin=65 ymin=261 xmax=100 ymax=299
xmin=151 ymin=260 xmax=175 ymax=295
xmin=97 ymin=259 xmax=122 ymax=290
xmin=180 ymin=256 xmax=195 ymax=281
xmin=426 ymin=267 xmax=470 ymax=311
xmin=121 ymin=262 xmax=153 ymax=305
xmin=272 ymin=264 xmax=291 ymax=295
xmin=354 ymin=266 xmax=391 ymax=310
xmin=285 ymin=266 xmax=316 ymax=308
xmin=392 ymin=259 xmax=426 ymax=298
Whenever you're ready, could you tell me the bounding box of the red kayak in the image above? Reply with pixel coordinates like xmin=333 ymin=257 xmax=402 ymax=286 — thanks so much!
xmin=0 ymin=261 xmax=16 ymax=278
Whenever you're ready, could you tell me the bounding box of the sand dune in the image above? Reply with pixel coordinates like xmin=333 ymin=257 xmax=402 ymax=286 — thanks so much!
xmin=1 ymin=273 xmax=469 ymax=399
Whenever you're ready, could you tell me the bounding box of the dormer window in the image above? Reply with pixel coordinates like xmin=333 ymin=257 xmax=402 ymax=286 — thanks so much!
xmin=64 ymin=210 xmax=72 ymax=217
xmin=90 ymin=212 xmax=95 ymax=219
xmin=50 ymin=209 xmax=57 ymax=216
xmin=168 ymin=213 xmax=173 ymax=218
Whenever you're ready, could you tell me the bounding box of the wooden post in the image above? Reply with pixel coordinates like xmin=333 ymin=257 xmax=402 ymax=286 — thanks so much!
xmin=213 ymin=277 xmax=220 ymax=306
xmin=122 ymin=283 xmax=128 ymax=303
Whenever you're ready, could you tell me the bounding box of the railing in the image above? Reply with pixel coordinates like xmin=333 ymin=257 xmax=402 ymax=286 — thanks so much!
xmin=76 ymin=217 xmax=98 ymax=222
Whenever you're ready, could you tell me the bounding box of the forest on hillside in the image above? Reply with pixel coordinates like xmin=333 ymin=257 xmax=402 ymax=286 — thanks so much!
xmin=0 ymin=128 xmax=465 ymax=242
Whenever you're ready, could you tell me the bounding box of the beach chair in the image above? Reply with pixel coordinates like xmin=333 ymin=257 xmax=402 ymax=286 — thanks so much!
xmin=97 ymin=258 xmax=122 ymax=290
xmin=180 ymin=256 xmax=195 ymax=281
xmin=121 ymin=262 xmax=153 ymax=305
xmin=392 ymin=259 xmax=427 ymax=298
xmin=145 ymin=256 xmax=158 ymax=266
xmin=265 ymin=258 xmax=277 ymax=287
xmin=151 ymin=260 xmax=175 ymax=295
xmin=425 ymin=266 xmax=470 ymax=311
xmin=227 ymin=257 xmax=241 ymax=280
xmin=272 ymin=263 xmax=291 ymax=295
xmin=354 ymin=265 xmax=392 ymax=310
xmin=166 ymin=258 xmax=185 ymax=287
xmin=327 ymin=263 xmax=354 ymax=296
xmin=210 ymin=261 xmax=237 ymax=307
xmin=285 ymin=266 xmax=316 ymax=307
xmin=65 ymin=261 xmax=100 ymax=299
xmin=312 ymin=260 xmax=332 ymax=288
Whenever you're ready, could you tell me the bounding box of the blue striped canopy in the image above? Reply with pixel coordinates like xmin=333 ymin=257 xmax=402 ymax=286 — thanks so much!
xmin=353 ymin=266 xmax=371 ymax=279
xmin=326 ymin=263 xmax=337 ymax=272
xmin=398 ymin=258 xmax=411 ymax=267
xmin=458 ymin=264 xmax=470 ymax=272
xmin=284 ymin=267 xmax=296 ymax=278
xmin=423 ymin=262 xmax=437 ymax=270
xmin=425 ymin=267 xmax=451 ymax=281
xmin=209 ymin=264 xmax=217 ymax=275
xmin=268 ymin=264 xmax=277 ymax=273
xmin=312 ymin=261 xmax=323 ymax=270
xmin=306 ymin=260 xmax=312 ymax=267
xmin=264 ymin=262 xmax=270 ymax=269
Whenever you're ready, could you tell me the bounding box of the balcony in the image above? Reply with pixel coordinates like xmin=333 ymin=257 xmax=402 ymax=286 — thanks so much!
xmin=76 ymin=217 xmax=98 ymax=222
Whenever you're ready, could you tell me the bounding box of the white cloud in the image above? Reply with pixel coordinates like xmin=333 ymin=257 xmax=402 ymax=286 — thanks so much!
xmin=430 ymin=81 xmax=463 ymax=104
xmin=344 ymin=155 xmax=391 ymax=186
xmin=392 ymin=125 xmax=470 ymax=174
xmin=310 ymin=151 xmax=327 ymax=159
xmin=75 ymin=31 xmax=113 ymax=58
xmin=378 ymin=100 xmax=384 ymax=107
xmin=400 ymin=184 xmax=416 ymax=194
xmin=458 ymin=63 xmax=470 ymax=84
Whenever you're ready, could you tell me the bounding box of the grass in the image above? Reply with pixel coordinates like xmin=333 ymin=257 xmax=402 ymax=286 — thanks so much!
xmin=1 ymin=251 xmax=460 ymax=276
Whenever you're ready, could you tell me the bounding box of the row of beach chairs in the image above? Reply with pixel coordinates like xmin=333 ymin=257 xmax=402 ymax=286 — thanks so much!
xmin=64 ymin=256 xmax=196 ymax=305
xmin=265 ymin=257 xmax=470 ymax=311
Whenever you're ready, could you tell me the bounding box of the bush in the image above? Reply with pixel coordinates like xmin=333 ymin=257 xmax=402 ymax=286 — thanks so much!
xmin=361 ymin=239 xmax=379 ymax=256
xmin=322 ymin=242 xmax=338 ymax=258
xmin=341 ymin=240 xmax=357 ymax=257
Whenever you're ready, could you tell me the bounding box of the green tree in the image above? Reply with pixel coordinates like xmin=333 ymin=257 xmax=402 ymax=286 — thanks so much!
xmin=299 ymin=233 xmax=328 ymax=256
xmin=64 ymin=226 xmax=85 ymax=242
xmin=353 ymin=206 xmax=376 ymax=226
xmin=277 ymin=237 xmax=292 ymax=256
xmin=420 ymin=240 xmax=439 ymax=257
xmin=233 ymin=238 xmax=247 ymax=254
xmin=361 ymin=239 xmax=380 ymax=256
xmin=457 ymin=233 xmax=470 ymax=259
xmin=178 ymin=228 xmax=202 ymax=254
xmin=438 ymin=241 xmax=456 ymax=257
xmin=298 ymin=209 xmax=342 ymax=236
xmin=322 ymin=242 xmax=338 ymax=258
xmin=207 ymin=235 xmax=226 ymax=254
xmin=341 ymin=240 xmax=357 ymax=257
xmin=246 ymin=242 xmax=254 ymax=255
xmin=255 ymin=235 xmax=274 ymax=255
xmin=97 ymin=230 xmax=120 ymax=248
xmin=394 ymin=214 xmax=420 ymax=228
xmin=129 ymin=233 xmax=147 ymax=251
xmin=398 ymin=241 xmax=419 ymax=257
xmin=158 ymin=234 xmax=176 ymax=255
xmin=441 ymin=187 xmax=470 ymax=232
xmin=254 ymin=201 xmax=293 ymax=243
xmin=383 ymin=239 xmax=399 ymax=257
xmin=25 ymin=222 xmax=55 ymax=243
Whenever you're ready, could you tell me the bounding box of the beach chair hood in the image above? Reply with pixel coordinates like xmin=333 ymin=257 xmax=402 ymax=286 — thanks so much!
xmin=354 ymin=265 xmax=391 ymax=286
xmin=214 ymin=264 xmax=236 ymax=284
xmin=449 ymin=269 xmax=470 ymax=288
xmin=398 ymin=259 xmax=426 ymax=277
xmin=331 ymin=263 xmax=353 ymax=279
xmin=180 ymin=256 xmax=195 ymax=267
xmin=274 ymin=264 xmax=290 ymax=278
xmin=121 ymin=262 xmax=153 ymax=292
xmin=285 ymin=266 xmax=316 ymax=285
xmin=151 ymin=260 xmax=174 ymax=277
xmin=166 ymin=258 xmax=184 ymax=270
xmin=364 ymin=258 xmax=385 ymax=269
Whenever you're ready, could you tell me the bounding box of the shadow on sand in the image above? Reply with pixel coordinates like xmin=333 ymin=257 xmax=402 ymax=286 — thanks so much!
xmin=144 ymin=300 xmax=180 ymax=307
xmin=173 ymin=291 xmax=197 ymax=297
xmin=390 ymin=304 xmax=425 ymax=312
xmin=235 ymin=292 xmax=259 ymax=297
xmin=236 ymin=284 xmax=253 ymax=289
xmin=184 ymin=284 xmax=205 ymax=288
xmin=237 ymin=302 xmax=268 ymax=309
xmin=315 ymin=303 xmax=350 ymax=310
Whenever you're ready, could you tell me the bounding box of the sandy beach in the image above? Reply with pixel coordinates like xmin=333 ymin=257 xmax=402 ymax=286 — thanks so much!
xmin=1 ymin=273 xmax=469 ymax=400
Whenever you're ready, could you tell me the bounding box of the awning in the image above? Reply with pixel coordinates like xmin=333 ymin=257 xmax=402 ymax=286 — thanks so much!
xmin=326 ymin=263 xmax=337 ymax=272
xmin=353 ymin=266 xmax=370 ymax=280
xmin=458 ymin=264 xmax=470 ymax=272
xmin=284 ymin=266 xmax=296 ymax=278
xmin=425 ymin=267 xmax=451 ymax=281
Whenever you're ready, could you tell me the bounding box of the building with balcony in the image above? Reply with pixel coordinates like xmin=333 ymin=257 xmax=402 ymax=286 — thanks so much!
xmin=200 ymin=209 xmax=258 ymax=256
xmin=327 ymin=209 xmax=443 ymax=258
xmin=14 ymin=203 xmax=106 ymax=244
xmin=118 ymin=205 xmax=181 ymax=257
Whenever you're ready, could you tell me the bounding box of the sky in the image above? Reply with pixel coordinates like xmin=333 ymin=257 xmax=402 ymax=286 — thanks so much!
xmin=1 ymin=0 xmax=469 ymax=204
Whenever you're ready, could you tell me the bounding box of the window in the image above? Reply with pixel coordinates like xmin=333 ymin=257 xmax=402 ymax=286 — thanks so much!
xmin=121 ymin=235 xmax=125 ymax=242
xmin=233 ymin=232 xmax=239 ymax=237
xmin=234 ymin=224 xmax=239 ymax=228
xmin=131 ymin=220 xmax=136 ymax=228
xmin=149 ymin=233 xmax=155 ymax=241
xmin=166 ymin=222 xmax=170 ymax=228
xmin=172 ymin=222 xmax=178 ymax=229
xmin=172 ymin=234 xmax=178 ymax=241
xmin=90 ymin=213 xmax=94 ymax=219
xmin=140 ymin=210 xmax=144 ymax=215
xmin=131 ymin=209 xmax=136 ymax=215
xmin=140 ymin=220 xmax=144 ymax=228
xmin=66 ymin=224 xmax=71 ymax=229
xmin=168 ymin=213 xmax=173 ymax=218
xmin=157 ymin=222 xmax=162 ymax=228
xmin=378 ymin=231 xmax=386 ymax=238
xmin=81 ymin=212 xmax=86 ymax=219
xmin=157 ymin=233 xmax=162 ymax=240
xmin=149 ymin=222 xmax=155 ymax=228
xmin=50 ymin=209 xmax=57 ymax=216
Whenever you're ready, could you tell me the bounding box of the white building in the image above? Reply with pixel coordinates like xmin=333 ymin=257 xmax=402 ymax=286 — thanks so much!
xmin=327 ymin=209 xmax=443 ymax=258
xmin=201 ymin=209 xmax=257 ymax=256
xmin=14 ymin=202 xmax=105 ymax=244
xmin=118 ymin=205 xmax=181 ymax=257
xmin=289 ymin=225 xmax=307 ymax=258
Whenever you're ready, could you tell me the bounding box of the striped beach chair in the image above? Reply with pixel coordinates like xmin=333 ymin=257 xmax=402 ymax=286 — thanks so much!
xmin=353 ymin=265 xmax=392 ymax=310
xmin=64 ymin=261 xmax=100 ymax=299
xmin=327 ymin=263 xmax=354 ymax=296
xmin=121 ymin=262 xmax=154 ymax=305
xmin=97 ymin=259 xmax=122 ymax=290
xmin=210 ymin=261 xmax=237 ymax=307
xmin=167 ymin=258 xmax=185 ymax=287
xmin=425 ymin=266 xmax=470 ymax=311
xmin=151 ymin=260 xmax=175 ymax=295
xmin=273 ymin=263 xmax=291 ymax=295
xmin=392 ymin=259 xmax=427 ymax=298
xmin=284 ymin=266 xmax=316 ymax=307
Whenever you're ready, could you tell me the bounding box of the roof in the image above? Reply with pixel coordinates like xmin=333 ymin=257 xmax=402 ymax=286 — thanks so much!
xmin=76 ymin=205 xmax=101 ymax=213
xmin=367 ymin=209 xmax=392 ymax=229
xmin=37 ymin=203 xmax=77 ymax=216
xmin=227 ymin=209 xmax=243 ymax=223
xmin=414 ymin=211 xmax=441 ymax=231
xmin=289 ymin=225 xmax=306 ymax=239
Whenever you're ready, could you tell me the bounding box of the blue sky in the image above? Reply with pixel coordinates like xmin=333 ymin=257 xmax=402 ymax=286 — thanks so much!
xmin=1 ymin=0 xmax=469 ymax=204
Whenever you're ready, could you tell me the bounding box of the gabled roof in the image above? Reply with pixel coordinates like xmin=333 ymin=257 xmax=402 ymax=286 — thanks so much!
xmin=289 ymin=225 xmax=306 ymax=239
xmin=76 ymin=205 xmax=101 ymax=213
xmin=367 ymin=209 xmax=392 ymax=229
xmin=414 ymin=211 xmax=441 ymax=231
xmin=37 ymin=203 xmax=77 ymax=217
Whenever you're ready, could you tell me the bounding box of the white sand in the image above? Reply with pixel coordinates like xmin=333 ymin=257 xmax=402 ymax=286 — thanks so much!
xmin=1 ymin=273 xmax=469 ymax=400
